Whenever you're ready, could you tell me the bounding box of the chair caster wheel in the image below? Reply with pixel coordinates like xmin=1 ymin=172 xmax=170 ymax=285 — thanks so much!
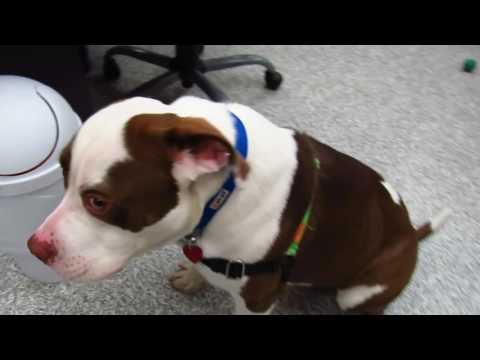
xmin=265 ymin=70 xmax=283 ymax=90
xmin=103 ymin=58 xmax=121 ymax=81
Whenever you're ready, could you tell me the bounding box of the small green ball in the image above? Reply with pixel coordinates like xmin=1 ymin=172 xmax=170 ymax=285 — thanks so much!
xmin=463 ymin=58 xmax=477 ymax=73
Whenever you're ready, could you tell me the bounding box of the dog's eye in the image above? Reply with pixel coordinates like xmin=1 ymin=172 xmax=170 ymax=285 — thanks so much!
xmin=83 ymin=192 xmax=111 ymax=216
xmin=91 ymin=197 xmax=106 ymax=209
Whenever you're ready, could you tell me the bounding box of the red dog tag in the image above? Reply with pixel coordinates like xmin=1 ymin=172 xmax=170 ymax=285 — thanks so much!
xmin=183 ymin=245 xmax=203 ymax=263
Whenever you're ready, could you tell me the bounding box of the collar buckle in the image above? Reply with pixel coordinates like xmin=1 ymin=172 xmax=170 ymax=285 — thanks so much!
xmin=225 ymin=259 xmax=246 ymax=279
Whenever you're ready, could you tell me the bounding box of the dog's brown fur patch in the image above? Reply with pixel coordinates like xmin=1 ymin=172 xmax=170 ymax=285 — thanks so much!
xmin=241 ymin=132 xmax=419 ymax=313
xmin=125 ymin=113 xmax=249 ymax=180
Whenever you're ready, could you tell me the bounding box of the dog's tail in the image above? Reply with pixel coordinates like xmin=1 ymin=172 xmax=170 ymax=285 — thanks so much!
xmin=415 ymin=208 xmax=452 ymax=241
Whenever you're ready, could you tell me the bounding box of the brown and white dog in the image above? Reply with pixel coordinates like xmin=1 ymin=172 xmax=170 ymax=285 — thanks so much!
xmin=27 ymin=96 xmax=450 ymax=314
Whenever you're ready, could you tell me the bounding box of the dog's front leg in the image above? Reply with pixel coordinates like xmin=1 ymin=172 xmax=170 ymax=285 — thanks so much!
xmin=169 ymin=262 xmax=207 ymax=295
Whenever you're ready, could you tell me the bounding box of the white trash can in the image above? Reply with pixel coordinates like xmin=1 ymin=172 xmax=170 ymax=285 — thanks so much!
xmin=0 ymin=75 xmax=82 ymax=282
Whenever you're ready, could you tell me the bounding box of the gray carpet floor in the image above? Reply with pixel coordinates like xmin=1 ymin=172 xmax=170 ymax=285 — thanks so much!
xmin=1 ymin=45 xmax=479 ymax=315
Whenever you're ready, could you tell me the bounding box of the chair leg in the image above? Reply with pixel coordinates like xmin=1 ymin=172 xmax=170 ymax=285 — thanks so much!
xmin=105 ymin=45 xmax=173 ymax=69
xmin=201 ymin=54 xmax=283 ymax=90
xmin=192 ymin=71 xmax=230 ymax=103
xmin=202 ymin=55 xmax=277 ymax=73
xmin=79 ymin=45 xmax=91 ymax=73
xmin=129 ymin=71 xmax=180 ymax=97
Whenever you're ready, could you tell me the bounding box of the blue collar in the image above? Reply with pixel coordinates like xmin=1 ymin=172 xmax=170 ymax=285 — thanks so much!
xmin=184 ymin=111 xmax=248 ymax=242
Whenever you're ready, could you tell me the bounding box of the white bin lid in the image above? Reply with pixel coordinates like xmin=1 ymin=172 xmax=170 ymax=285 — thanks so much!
xmin=0 ymin=76 xmax=82 ymax=196
xmin=0 ymin=78 xmax=58 ymax=175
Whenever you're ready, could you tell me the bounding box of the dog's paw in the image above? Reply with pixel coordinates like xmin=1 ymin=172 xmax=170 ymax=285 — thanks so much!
xmin=168 ymin=262 xmax=206 ymax=295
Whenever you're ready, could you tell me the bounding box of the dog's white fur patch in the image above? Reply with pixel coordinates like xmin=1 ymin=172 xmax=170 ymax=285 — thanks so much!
xmin=381 ymin=181 xmax=401 ymax=205
xmin=337 ymin=284 xmax=387 ymax=311
xmin=169 ymin=97 xmax=298 ymax=265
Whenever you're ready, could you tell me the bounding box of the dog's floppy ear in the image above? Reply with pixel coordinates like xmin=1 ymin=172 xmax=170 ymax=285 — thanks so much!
xmin=126 ymin=113 xmax=249 ymax=182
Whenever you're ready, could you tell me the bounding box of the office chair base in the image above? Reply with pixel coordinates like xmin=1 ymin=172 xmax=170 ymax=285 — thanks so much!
xmin=102 ymin=45 xmax=283 ymax=103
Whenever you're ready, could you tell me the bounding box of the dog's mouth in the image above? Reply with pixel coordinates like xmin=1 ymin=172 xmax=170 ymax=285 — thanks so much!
xmin=66 ymin=268 xmax=89 ymax=281
xmin=51 ymin=262 xmax=89 ymax=281
xmin=52 ymin=258 xmax=127 ymax=282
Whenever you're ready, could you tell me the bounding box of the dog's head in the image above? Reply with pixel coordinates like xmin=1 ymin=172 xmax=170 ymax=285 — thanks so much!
xmin=27 ymin=97 xmax=248 ymax=281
